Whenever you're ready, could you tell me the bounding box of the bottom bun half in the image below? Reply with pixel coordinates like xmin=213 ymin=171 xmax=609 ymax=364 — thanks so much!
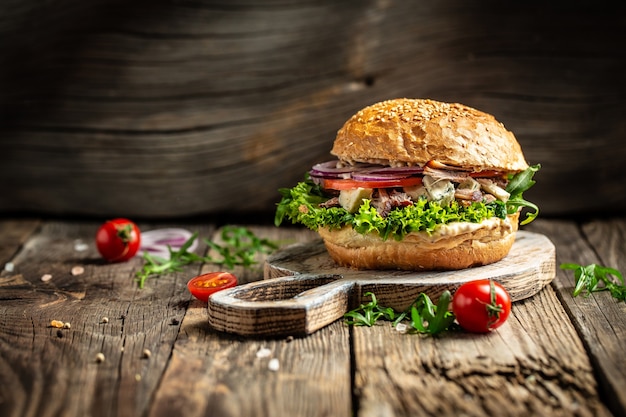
xmin=317 ymin=212 xmax=520 ymax=271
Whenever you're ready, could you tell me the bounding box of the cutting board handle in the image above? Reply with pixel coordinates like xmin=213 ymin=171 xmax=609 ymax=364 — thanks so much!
xmin=207 ymin=231 xmax=556 ymax=337
xmin=207 ymin=274 xmax=353 ymax=336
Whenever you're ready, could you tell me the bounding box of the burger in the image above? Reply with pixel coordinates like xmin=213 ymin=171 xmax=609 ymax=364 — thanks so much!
xmin=275 ymin=98 xmax=540 ymax=270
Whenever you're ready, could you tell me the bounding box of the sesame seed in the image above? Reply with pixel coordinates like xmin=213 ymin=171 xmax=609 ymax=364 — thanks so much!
xmin=71 ymin=266 xmax=84 ymax=276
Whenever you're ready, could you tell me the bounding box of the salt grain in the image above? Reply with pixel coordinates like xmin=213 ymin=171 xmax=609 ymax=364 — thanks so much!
xmin=256 ymin=347 xmax=272 ymax=359
xmin=41 ymin=274 xmax=52 ymax=282
xmin=395 ymin=323 xmax=408 ymax=334
xmin=4 ymin=262 xmax=14 ymax=272
xmin=74 ymin=240 xmax=88 ymax=252
xmin=268 ymin=358 xmax=280 ymax=372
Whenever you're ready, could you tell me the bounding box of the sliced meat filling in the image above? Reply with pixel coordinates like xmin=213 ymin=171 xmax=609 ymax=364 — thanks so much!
xmin=319 ymin=167 xmax=511 ymax=217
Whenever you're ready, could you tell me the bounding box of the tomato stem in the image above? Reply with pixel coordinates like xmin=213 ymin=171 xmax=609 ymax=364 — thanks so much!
xmin=475 ymin=280 xmax=504 ymax=329
xmin=486 ymin=280 xmax=503 ymax=326
xmin=116 ymin=224 xmax=133 ymax=244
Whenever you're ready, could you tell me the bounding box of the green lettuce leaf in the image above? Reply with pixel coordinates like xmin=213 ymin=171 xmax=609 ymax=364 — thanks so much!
xmin=275 ymin=178 xmax=507 ymax=241
xmin=275 ymin=164 xmax=540 ymax=239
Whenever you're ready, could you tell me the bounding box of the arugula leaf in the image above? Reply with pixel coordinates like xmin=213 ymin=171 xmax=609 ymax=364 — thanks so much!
xmin=505 ymin=164 xmax=541 ymax=225
xmin=560 ymin=263 xmax=626 ymax=301
xmin=344 ymin=292 xmax=397 ymax=326
xmin=135 ymin=227 xmax=277 ymax=289
xmin=404 ymin=291 xmax=455 ymax=335
xmin=344 ymin=290 xmax=455 ymax=335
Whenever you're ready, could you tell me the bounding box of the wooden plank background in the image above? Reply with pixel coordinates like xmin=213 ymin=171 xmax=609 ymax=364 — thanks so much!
xmin=1 ymin=1 xmax=625 ymax=218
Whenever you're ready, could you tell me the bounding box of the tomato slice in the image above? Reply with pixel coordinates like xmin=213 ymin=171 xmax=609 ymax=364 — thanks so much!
xmin=322 ymin=176 xmax=423 ymax=190
xmin=187 ymin=272 xmax=238 ymax=302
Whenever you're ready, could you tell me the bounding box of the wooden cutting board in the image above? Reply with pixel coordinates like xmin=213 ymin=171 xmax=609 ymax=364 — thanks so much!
xmin=207 ymin=231 xmax=555 ymax=337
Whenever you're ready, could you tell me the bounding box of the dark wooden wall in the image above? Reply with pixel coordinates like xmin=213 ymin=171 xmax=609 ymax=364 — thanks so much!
xmin=1 ymin=1 xmax=625 ymax=219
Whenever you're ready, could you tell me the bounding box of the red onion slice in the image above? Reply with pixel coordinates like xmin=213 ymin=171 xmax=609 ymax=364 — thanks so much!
xmin=309 ymin=160 xmax=376 ymax=179
xmin=363 ymin=166 xmax=424 ymax=175
xmin=309 ymin=170 xmax=351 ymax=179
xmin=351 ymin=172 xmax=409 ymax=181
xmin=139 ymin=228 xmax=197 ymax=259
xmin=351 ymin=166 xmax=423 ymax=181
xmin=310 ymin=161 xmax=354 ymax=178
xmin=310 ymin=160 xmax=424 ymax=181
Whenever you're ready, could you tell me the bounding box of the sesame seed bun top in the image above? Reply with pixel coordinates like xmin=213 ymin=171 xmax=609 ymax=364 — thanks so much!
xmin=331 ymin=98 xmax=529 ymax=172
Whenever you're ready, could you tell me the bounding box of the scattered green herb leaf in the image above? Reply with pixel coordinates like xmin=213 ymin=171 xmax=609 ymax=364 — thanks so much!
xmin=344 ymin=292 xmax=397 ymax=326
xmin=136 ymin=232 xmax=204 ymax=288
xmin=403 ymin=291 xmax=456 ymax=335
xmin=560 ymin=263 xmax=626 ymax=301
xmin=204 ymin=226 xmax=278 ymax=269
xmin=344 ymin=290 xmax=455 ymax=335
xmin=135 ymin=226 xmax=277 ymax=289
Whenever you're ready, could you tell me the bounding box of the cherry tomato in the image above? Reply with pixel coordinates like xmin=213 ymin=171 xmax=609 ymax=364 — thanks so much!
xmin=451 ymin=279 xmax=511 ymax=333
xmin=95 ymin=218 xmax=141 ymax=262
xmin=187 ymin=272 xmax=238 ymax=302
xmin=322 ymin=176 xmax=423 ymax=190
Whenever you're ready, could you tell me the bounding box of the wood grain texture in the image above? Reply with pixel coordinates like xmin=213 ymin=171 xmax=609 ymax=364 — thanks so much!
xmin=150 ymin=301 xmax=352 ymax=417
xmin=526 ymin=219 xmax=626 ymax=417
xmin=353 ymin=285 xmax=611 ymax=417
xmin=150 ymin=224 xmax=352 ymax=417
xmin=0 ymin=218 xmax=40 ymax=264
xmin=0 ymin=221 xmax=214 ymax=417
xmin=0 ymin=218 xmax=624 ymax=417
xmin=1 ymin=2 xmax=625 ymax=217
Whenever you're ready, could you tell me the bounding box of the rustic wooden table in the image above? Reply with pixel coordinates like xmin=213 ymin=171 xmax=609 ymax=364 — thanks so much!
xmin=1 ymin=217 xmax=624 ymax=417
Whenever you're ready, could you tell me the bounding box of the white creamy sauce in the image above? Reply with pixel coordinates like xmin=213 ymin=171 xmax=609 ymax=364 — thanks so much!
xmin=428 ymin=217 xmax=510 ymax=242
